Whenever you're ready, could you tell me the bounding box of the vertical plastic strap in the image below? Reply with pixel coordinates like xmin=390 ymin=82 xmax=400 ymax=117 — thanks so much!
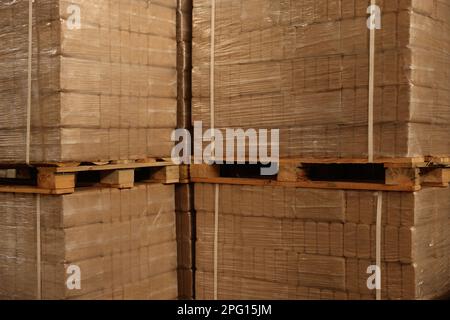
xmin=368 ymin=0 xmax=376 ymax=163
xmin=210 ymin=0 xmax=216 ymax=156
xmin=375 ymin=191 xmax=383 ymax=300
xmin=36 ymin=194 xmax=42 ymax=300
xmin=213 ymin=184 xmax=219 ymax=300
xmin=26 ymin=0 xmax=33 ymax=165
xmin=211 ymin=2 xmax=218 ymax=299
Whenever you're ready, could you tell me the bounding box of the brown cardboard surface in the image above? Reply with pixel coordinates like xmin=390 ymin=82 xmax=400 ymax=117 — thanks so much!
xmin=194 ymin=183 xmax=450 ymax=300
xmin=192 ymin=0 xmax=450 ymax=159
xmin=0 ymin=0 xmax=178 ymax=163
xmin=175 ymin=183 xmax=195 ymax=298
xmin=0 ymin=184 xmax=178 ymax=300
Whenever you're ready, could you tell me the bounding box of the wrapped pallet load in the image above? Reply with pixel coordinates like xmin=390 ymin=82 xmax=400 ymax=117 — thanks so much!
xmin=194 ymin=183 xmax=450 ymax=300
xmin=192 ymin=0 xmax=450 ymax=159
xmin=0 ymin=0 xmax=177 ymax=163
xmin=0 ymin=184 xmax=178 ymax=300
xmin=177 ymin=0 xmax=193 ymax=130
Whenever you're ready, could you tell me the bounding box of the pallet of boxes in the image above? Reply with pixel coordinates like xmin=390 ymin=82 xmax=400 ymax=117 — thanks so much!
xmin=0 ymin=0 xmax=181 ymax=300
xmin=175 ymin=0 xmax=195 ymax=300
xmin=191 ymin=0 xmax=450 ymax=300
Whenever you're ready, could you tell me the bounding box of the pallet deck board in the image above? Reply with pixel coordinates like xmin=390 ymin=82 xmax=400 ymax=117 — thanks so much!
xmin=191 ymin=177 xmax=420 ymax=192
xmin=46 ymin=160 xmax=176 ymax=173
xmin=0 ymin=185 xmax=75 ymax=195
xmin=279 ymin=157 xmax=427 ymax=167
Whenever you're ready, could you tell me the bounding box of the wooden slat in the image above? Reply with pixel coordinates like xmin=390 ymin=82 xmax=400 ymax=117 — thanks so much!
xmin=191 ymin=177 xmax=420 ymax=192
xmin=280 ymin=157 xmax=426 ymax=166
xmin=0 ymin=186 xmax=74 ymax=195
xmin=110 ymin=159 xmax=137 ymax=165
xmin=425 ymin=156 xmax=450 ymax=166
xmin=36 ymin=162 xmax=81 ymax=168
xmin=46 ymin=161 xmax=176 ymax=173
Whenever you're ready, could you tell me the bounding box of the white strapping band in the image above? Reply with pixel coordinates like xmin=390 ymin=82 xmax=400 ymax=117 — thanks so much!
xmin=210 ymin=0 xmax=216 ymax=152
xmin=368 ymin=0 xmax=376 ymax=163
xmin=375 ymin=191 xmax=383 ymax=300
xmin=26 ymin=0 xmax=33 ymax=165
xmin=213 ymin=184 xmax=220 ymax=300
xmin=36 ymin=194 xmax=42 ymax=300
xmin=211 ymin=2 xmax=219 ymax=300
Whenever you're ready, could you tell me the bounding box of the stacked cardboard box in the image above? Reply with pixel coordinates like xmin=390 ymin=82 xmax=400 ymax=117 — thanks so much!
xmin=0 ymin=0 xmax=178 ymax=163
xmin=0 ymin=0 xmax=187 ymax=301
xmin=194 ymin=183 xmax=450 ymax=300
xmin=176 ymin=0 xmax=194 ymax=300
xmin=0 ymin=184 xmax=178 ymax=300
xmin=176 ymin=184 xmax=195 ymax=299
xmin=192 ymin=0 xmax=450 ymax=158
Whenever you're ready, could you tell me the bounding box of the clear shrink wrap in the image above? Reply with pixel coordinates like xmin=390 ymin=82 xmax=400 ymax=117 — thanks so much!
xmin=0 ymin=184 xmax=178 ymax=300
xmin=192 ymin=0 xmax=450 ymax=159
xmin=195 ymin=183 xmax=450 ymax=300
xmin=0 ymin=0 xmax=178 ymax=163
xmin=177 ymin=0 xmax=193 ymax=130
xmin=176 ymin=0 xmax=194 ymax=299
xmin=176 ymin=184 xmax=195 ymax=299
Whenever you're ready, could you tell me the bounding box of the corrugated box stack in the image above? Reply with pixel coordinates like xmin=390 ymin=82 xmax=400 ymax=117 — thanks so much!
xmin=191 ymin=0 xmax=450 ymax=300
xmin=0 ymin=185 xmax=178 ymax=300
xmin=176 ymin=184 xmax=195 ymax=299
xmin=177 ymin=0 xmax=193 ymax=131
xmin=176 ymin=0 xmax=195 ymax=299
xmin=192 ymin=0 xmax=450 ymax=158
xmin=0 ymin=0 xmax=177 ymax=163
xmin=194 ymin=184 xmax=450 ymax=300
xmin=0 ymin=0 xmax=180 ymax=300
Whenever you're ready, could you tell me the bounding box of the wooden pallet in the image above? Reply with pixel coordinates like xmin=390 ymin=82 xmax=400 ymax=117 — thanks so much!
xmin=0 ymin=159 xmax=181 ymax=195
xmin=189 ymin=157 xmax=450 ymax=192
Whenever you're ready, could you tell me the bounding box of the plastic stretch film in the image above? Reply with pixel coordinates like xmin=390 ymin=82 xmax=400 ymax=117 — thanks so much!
xmin=192 ymin=0 xmax=450 ymax=159
xmin=176 ymin=0 xmax=194 ymax=299
xmin=0 ymin=0 xmax=178 ymax=163
xmin=176 ymin=184 xmax=196 ymax=299
xmin=194 ymin=183 xmax=450 ymax=300
xmin=177 ymin=0 xmax=193 ymax=130
xmin=0 ymin=184 xmax=178 ymax=300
